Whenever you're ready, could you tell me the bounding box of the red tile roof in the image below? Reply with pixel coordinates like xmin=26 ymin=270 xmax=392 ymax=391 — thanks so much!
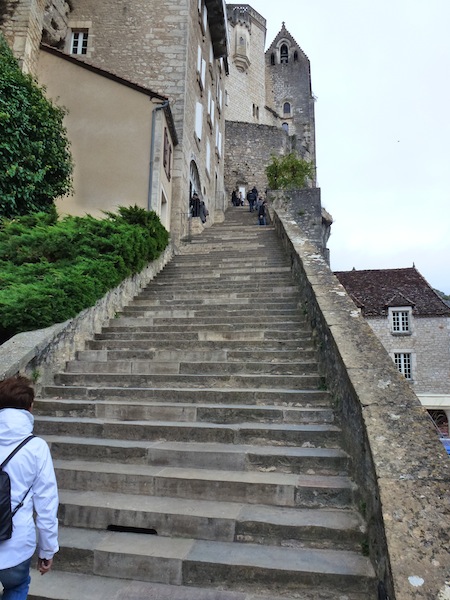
xmin=334 ymin=267 xmax=450 ymax=317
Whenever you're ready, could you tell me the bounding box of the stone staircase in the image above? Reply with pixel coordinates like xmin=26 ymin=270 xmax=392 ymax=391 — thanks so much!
xmin=30 ymin=207 xmax=377 ymax=599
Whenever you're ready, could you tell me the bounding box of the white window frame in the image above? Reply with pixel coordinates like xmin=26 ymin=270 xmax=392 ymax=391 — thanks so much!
xmin=71 ymin=29 xmax=89 ymax=55
xmin=195 ymin=102 xmax=203 ymax=141
xmin=202 ymin=4 xmax=208 ymax=33
xmin=393 ymin=352 xmax=413 ymax=380
xmin=206 ymin=139 xmax=211 ymax=174
xmin=389 ymin=307 xmax=412 ymax=335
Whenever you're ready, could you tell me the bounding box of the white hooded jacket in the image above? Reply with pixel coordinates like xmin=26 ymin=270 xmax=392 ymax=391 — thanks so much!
xmin=0 ymin=407 xmax=59 ymax=569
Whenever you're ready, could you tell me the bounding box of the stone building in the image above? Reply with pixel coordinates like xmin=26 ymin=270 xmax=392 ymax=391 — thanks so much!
xmin=36 ymin=45 xmax=178 ymax=229
xmin=224 ymin=7 xmax=316 ymax=200
xmin=0 ymin=0 xmax=229 ymax=241
xmin=335 ymin=267 xmax=450 ymax=435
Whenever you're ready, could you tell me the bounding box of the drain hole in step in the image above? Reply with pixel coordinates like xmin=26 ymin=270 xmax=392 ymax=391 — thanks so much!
xmin=107 ymin=525 xmax=158 ymax=535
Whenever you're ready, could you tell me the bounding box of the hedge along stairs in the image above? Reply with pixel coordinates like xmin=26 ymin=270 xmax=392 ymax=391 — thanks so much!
xmin=30 ymin=206 xmax=377 ymax=600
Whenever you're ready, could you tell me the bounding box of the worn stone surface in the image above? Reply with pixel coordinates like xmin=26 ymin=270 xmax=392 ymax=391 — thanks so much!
xmin=271 ymin=208 xmax=450 ymax=600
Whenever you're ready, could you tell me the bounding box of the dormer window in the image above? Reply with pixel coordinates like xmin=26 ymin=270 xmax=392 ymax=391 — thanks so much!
xmin=280 ymin=44 xmax=288 ymax=64
xmin=389 ymin=307 xmax=412 ymax=335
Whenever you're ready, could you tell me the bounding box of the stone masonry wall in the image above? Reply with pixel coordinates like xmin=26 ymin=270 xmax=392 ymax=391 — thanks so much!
xmin=369 ymin=315 xmax=450 ymax=396
xmin=1 ymin=0 xmax=44 ymax=72
xmin=225 ymin=4 xmax=276 ymax=127
xmin=0 ymin=0 xmax=69 ymax=72
xmin=271 ymin=206 xmax=450 ymax=600
xmin=266 ymin=52 xmax=315 ymax=161
xmin=224 ymin=120 xmax=292 ymax=197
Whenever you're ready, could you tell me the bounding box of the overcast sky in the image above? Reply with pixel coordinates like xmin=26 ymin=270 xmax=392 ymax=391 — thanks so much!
xmin=250 ymin=0 xmax=450 ymax=294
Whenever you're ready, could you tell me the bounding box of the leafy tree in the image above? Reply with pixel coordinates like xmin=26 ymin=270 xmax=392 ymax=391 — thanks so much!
xmin=0 ymin=33 xmax=73 ymax=217
xmin=266 ymin=153 xmax=315 ymax=190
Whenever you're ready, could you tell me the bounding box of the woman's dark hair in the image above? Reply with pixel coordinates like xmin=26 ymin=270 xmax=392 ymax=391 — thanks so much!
xmin=0 ymin=376 xmax=35 ymax=409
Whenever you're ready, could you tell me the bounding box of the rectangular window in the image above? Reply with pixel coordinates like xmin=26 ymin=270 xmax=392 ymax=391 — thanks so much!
xmin=195 ymin=102 xmax=203 ymax=140
xmin=71 ymin=30 xmax=88 ymax=55
xmin=392 ymin=310 xmax=410 ymax=333
xmin=206 ymin=139 xmax=211 ymax=174
xmin=163 ymin=128 xmax=172 ymax=181
xmin=202 ymin=4 xmax=208 ymax=33
xmin=394 ymin=352 xmax=412 ymax=380
xmin=201 ymin=58 xmax=206 ymax=89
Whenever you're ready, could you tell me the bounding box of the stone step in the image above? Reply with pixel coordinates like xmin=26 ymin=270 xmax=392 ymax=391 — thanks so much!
xmin=75 ymin=348 xmax=317 ymax=362
xmin=35 ymin=417 xmax=341 ymax=447
xmin=127 ymin=297 xmax=301 ymax=308
xmin=47 ymin=527 xmax=375 ymax=593
xmin=147 ymin=279 xmax=295 ymax=290
xmin=155 ymin=266 xmax=292 ymax=278
xmin=53 ymin=372 xmax=322 ymax=389
xmin=103 ymin=321 xmax=307 ymax=333
xmin=57 ymin=489 xmax=364 ymax=549
xmin=51 ymin=460 xmax=354 ymax=507
xmin=118 ymin=308 xmax=304 ymax=320
xmin=91 ymin=329 xmax=308 ymax=341
xmin=137 ymin=286 xmax=300 ymax=299
xmin=35 ymin=399 xmax=333 ymax=424
xmin=63 ymin=360 xmax=319 ymax=376
xmin=42 ymin=437 xmax=349 ymax=474
xmin=85 ymin=338 xmax=312 ymax=351
xmin=41 ymin=385 xmax=330 ymax=404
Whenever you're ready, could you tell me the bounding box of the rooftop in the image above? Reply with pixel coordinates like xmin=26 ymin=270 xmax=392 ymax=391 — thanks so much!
xmin=334 ymin=267 xmax=450 ymax=317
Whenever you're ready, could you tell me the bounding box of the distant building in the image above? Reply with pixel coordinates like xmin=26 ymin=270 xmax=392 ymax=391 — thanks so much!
xmin=335 ymin=267 xmax=450 ymax=436
xmin=224 ymin=9 xmax=316 ymax=200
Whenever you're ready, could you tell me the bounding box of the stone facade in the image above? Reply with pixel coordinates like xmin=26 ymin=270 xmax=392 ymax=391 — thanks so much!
xmin=224 ymin=8 xmax=316 ymax=200
xmin=265 ymin=23 xmax=316 ymax=162
xmin=36 ymin=46 xmax=176 ymax=230
xmin=62 ymin=0 xmax=228 ymax=242
xmin=0 ymin=0 xmax=228 ymax=242
xmin=224 ymin=121 xmax=293 ymax=197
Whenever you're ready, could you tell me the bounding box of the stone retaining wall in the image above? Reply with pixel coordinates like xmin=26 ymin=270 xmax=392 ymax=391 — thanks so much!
xmin=0 ymin=245 xmax=174 ymax=388
xmin=271 ymin=206 xmax=450 ymax=600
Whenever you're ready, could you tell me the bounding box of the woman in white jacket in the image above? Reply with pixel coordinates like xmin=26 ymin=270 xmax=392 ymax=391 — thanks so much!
xmin=0 ymin=376 xmax=59 ymax=600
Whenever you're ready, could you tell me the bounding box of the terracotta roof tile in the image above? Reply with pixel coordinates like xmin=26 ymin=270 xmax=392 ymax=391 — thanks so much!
xmin=334 ymin=267 xmax=450 ymax=317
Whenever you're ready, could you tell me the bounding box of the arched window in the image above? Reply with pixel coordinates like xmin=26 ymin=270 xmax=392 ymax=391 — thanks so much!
xmin=270 ymin=53 xmax=275 ymax=66
xmin=282 ymin=122 xmax=289 ymax=133
xmin=294 ymin=50 xmax=298 ymax=62
xmin=283 ymin=102 xmax=291 ymax=115
xmin=280 ymin=44 xmax=288 ymax=64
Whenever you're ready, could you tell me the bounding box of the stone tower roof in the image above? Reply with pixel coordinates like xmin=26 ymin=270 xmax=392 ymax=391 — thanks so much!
xmin=334 ymin=267 xmax=450 ymax=317
xmin=266 ymin=21 xmax=309 ymax=62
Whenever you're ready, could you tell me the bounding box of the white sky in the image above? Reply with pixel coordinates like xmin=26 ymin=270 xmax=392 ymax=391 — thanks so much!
xmin=249 ymin=0 xmax=450 ymax=294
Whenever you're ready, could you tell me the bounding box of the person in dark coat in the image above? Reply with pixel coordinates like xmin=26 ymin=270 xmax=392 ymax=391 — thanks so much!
xmin=258 ymin=200 xmax=267 ymax=225
xmin=190 ymin=192 xmax=201 ymax=217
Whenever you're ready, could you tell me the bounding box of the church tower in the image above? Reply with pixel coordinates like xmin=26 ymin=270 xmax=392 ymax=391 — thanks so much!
xmin=224 ymin=11 xmax=316 ymax=195
xmin=265 ymin=22 xmax=316 ymax=164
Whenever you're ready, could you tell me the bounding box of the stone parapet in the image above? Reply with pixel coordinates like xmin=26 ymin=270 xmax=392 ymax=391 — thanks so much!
xmin=271 ymin=207 xmax=450 ymax=600
xmin=0 ymin=246 xmax=174 ymax=387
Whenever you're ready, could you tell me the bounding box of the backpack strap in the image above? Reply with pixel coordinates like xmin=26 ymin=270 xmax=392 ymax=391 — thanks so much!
xmin=0 ymin=435 xmax=35 ymax=470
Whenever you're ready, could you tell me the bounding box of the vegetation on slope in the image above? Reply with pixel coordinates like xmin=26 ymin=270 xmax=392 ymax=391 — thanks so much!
xmin=0 ymin=206 xmax=169 ymax=342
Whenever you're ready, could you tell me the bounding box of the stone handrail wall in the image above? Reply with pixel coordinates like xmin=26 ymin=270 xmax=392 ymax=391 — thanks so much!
xmin=0 ymin=245 xmax=174 ymax=389
xmin=271 ymin=206 xmax=450 ymax=600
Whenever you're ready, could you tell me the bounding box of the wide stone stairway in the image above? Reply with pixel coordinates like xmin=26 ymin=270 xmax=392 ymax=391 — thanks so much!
xmin=30 ymin=207 xmax=377 ymax=599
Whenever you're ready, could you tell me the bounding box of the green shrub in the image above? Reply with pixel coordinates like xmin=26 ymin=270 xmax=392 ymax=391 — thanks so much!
xmin=0 ymin=207 xmax=169 ymax=342
xmin=266 ymin=153 xmax=315 ymax=190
